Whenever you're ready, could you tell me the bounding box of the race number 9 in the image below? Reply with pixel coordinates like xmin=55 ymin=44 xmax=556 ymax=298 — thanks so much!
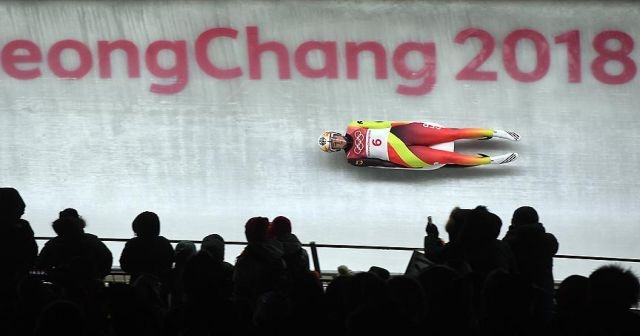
xmin=372 ymin=139 xmax=382 ymax=146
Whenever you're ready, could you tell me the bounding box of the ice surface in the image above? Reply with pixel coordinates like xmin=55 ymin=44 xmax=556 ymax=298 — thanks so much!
xmin=1 ymin=1 xmax=639 ymax=280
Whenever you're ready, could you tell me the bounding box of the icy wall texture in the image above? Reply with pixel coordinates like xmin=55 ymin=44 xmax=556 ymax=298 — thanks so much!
xmin=1 ymin=1 xmax=639 ymax=278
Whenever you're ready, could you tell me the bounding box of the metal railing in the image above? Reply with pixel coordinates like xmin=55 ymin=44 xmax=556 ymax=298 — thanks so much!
xmin=34 ymin=237 xmax=640 ymax=278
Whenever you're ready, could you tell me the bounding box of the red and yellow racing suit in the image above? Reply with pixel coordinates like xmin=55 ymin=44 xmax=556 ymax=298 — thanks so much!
xmin=344 ymin=121 xmax=495 ymax=168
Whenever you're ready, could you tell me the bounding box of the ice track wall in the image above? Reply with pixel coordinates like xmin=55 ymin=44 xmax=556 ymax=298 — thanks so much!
xmin=1 ymin=1 xmax=640 ymax=278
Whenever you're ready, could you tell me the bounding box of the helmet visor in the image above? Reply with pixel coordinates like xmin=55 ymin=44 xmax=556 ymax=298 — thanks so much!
xmin=328 ymin=132 xmax=346 ymax=151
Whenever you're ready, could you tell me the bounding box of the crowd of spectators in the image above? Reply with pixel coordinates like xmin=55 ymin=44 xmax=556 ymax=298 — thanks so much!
xmin=1 ymin=187 xmax=639 ymax=335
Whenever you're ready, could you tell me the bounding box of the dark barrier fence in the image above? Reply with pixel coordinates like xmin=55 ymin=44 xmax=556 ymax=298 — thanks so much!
xmin=34 ymin=236 xmax=640 ymax=279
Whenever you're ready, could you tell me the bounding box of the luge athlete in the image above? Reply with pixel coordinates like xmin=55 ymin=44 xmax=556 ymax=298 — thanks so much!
xmin=318 ymin=121 xmax=519 ymax=168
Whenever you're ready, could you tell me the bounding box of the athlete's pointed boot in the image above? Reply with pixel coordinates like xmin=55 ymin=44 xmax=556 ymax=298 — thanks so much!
xmin=492 ymin=130 xmax=521 ymax=141
xmin=489 ymin=152 xmax=518 ymax=164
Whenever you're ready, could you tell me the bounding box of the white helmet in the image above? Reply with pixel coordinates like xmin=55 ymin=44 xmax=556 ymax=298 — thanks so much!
xmin=318 ymin=131 xmax=343 ymax=152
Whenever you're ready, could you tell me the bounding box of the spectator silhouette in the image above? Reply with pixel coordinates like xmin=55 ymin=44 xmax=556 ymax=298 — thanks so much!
xmin=37 ymin=209 xmax=113 ymax=287
xmin=337 ymin=265 xmax=354 ymax=277
xmin=13 ymin=276 xmax=61 ymax=336
xmin=0 ymin=187 xmax=38 ymax=335
xmin=32 ymin=300 xmax=87 ymax=336
xmin=0 ymin=187 xmax=38 ymax=285
xmin=478 ymin=269 xmax=536 ymax=336
xmin=324 ymin=274 xmax=352 ymax=335
xmin=168 ymin=241 xmax=196 ymax=308
xmin=424 ymin=207 xmax=473 ymax=275
xmin=460 ymin=206 xmax=516 ymax=278
xmin=200 ymin=234 xmax=234 ymax=299
xmin=7 ymin=194 xmax=640 ymax=335
xmin=587 ymin=264 xmax=640 ymax=335
xmin=201 ymin=233 xmax=234 ymax=269
xmin=270 ymin=216 xmax=310 ymax=277
xmin=343 ymin=271 xmax=398 ymax=335
xmin=503 ymin=206 xmax=558 ymax=324
xmin=556 ymin=275 xmax=591 ymax=311
xmin=185 ymin=251 xmax=234 ymax=302
xmin=550 ymin=275 xmax=591 ymax=336
xmin=286 ymin=270 xmax=325 ymax=335
xmin=423 ymin=216 xmax=444 ymax=254
xmin=233 ymin=217 xmax=286 ymax=323
xmin=106 ymin=280 xmax=163 ymax=336
xmin=368 ymin=266 xmax=390 ymax=281
xmin=35 ymin=209 xmax=112 ymax=334
xmin=456 ymin=206 xmax=517 ymax=323
xmin=418 ymin=265 xmax=473 ymax=335
xmin=387 ymin=275 xmax=425 ymax=333
xmin=174 ymin=241 xmax=196 ymax=266
xmin=165 ymin=250 xmax=238 ymax=335
xmin=119 ymin=211 xmax=174 ymax=285
xmin=174 ymin=241 xmax=196 ymax=264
